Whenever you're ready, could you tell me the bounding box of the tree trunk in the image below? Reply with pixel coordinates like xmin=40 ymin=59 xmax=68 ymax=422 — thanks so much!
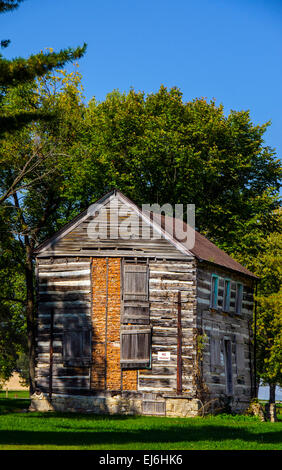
xmin=269 ymin=383 xmax=276 ymax=403
xmin=12 ymin=193 xmax=36 ymax=395
xmin=25 ymin=239 xmax=36 ymax=395
xmin=265 ymin=383 xmax=277 ymax=422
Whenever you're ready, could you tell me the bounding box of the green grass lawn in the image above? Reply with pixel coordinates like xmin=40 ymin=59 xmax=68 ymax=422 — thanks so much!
xmin=0 ymin=390 xmax=30 ymax=399
xmin=0 ymin=396 xmax=281 ymax=450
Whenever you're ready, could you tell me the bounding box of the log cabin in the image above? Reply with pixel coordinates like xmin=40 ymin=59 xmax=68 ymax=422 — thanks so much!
xmin=30 ymin=189 xmax=257 ymax=416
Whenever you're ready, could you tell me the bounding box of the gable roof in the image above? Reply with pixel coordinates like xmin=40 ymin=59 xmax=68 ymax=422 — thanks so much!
xmin=150 ymin=213 xmax=258 ymax=279
xmin=34 ymin=189 xmax=258 ymax=279
xmin=34 ymin=189 xmax=192 ymax=257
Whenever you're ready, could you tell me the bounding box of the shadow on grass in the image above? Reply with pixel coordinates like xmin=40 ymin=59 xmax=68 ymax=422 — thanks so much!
xmin=0 ymin=424 xmax=281 ymax=447
xmin=1 ymin=399 xmax=281 ymax=448
xmin=23 ymin=412 xmax=144 ymax=421
xmin=0 ymin=399 xmax=30 ymax=414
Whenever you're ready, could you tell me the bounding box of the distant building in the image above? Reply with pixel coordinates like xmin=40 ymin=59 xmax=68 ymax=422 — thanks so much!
xmin=2 ymin=372 xmax=29 ymax=391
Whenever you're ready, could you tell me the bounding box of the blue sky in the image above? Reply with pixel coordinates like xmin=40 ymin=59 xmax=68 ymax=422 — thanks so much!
xmin=1 ymin=0 xmax=282 ymax=160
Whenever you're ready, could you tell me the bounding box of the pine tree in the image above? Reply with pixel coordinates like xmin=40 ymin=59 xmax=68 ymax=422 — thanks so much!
xmin=0 ymin=0 xmax=86 ymax=133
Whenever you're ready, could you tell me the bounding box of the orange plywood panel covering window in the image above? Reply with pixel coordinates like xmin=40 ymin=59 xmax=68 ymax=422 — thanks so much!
xmin=106 ymin=258 xmax=121 ymax=390
xmin=91 ymin=258 xmax=107 ymax=390
xmin=91 ymin=257 xmax=138 ymax=392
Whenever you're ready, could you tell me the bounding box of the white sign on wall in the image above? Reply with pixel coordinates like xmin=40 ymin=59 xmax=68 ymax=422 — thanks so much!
xmin=157 ymin=351 xmax=171 ymax=361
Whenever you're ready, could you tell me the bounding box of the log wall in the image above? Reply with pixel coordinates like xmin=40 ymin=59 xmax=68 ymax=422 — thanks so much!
xmin=138 ymin=259 xmax=197 ymax=395
xmin=34 ymin=254 xmax=254 ymax=414
xmin=34 ymin=255 xmax=198 ymax=399
xmin=196 ymin=261 xmax=255 ymax=409
xmin=35 ymin=257 xmax=92 ymax=395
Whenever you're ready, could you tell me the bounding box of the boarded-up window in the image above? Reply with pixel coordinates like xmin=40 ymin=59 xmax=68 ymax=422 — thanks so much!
xmin=122 ymin=263 xmax=149 ymax=324
xmin=120 ymin=327 xmax=151 ymax=368
xmin=236 ymin=338 xmax=245 ymax=376
xmin=235 ymin=283 xmax=243 ymax=315
xmin=63 ymin=329 xmax=91 ymax=366
xmin=210 ymin=333 xmax=224 ymax=373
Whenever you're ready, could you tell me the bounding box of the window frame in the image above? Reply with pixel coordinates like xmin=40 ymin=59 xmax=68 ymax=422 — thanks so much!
xmin=210 ymin=274 xmax=219 ymax=309
xmin=223 ymin=278 xmax=231 ymax=312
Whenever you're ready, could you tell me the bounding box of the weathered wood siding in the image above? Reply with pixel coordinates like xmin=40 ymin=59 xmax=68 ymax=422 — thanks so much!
xmin=89 ymin=257 xmax=197 ymax=396
xmin=196 ymin=261 xmax=254 ymax=406
xmin=137 ymin=259 xmax=197 ymax=395
xmin=35 ymin=257 xmax=92 ymax=395
xmin=34 ymin=254 xmax=254 ymax=409
xmin=37 ymin=198 xmax=188 ymax=260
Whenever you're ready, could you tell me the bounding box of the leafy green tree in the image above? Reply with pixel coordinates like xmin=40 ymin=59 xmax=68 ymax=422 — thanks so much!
xmin=0 ymin=0 xmax=86 ymax=386
xmin=254 ymin=210 xmax=282 ymax=404
xmin=0 ymin=67 xmax=86 ymax=391
xmin=64 ymin=87 xmax=281 ymax=250
xmin=15 ymin=351 xmax=29 ymax=385
xmin=0 ymin=215 xmax=26 ymax=381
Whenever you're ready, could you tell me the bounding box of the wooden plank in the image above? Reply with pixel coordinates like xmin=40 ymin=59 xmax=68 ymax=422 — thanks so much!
xmin=38 ymin=257 xmax=91 ymax=265
xmin=142 ymin=401 xmax=166 ymax=415
xmin=123 ymin=263 xmax=149 ymax=301
xmin=39 ymin=293 xmax=90 ymax=302
xmin=38 ymin=270 xmax=90 ymax=278
xmin=39 ymin=264 xmax=91 ymax=272
xmin=36 ymin=377 xmax=90 ymax=389
xmin=39 ymin=285 xmax=90 ymax=293
xmin=36 ymin=366 xmax=89 ymax=377
xmin=138 ymin=377 xmax=176 ymax=389
xmin=37 ymin=251 xmax=188 ymax=259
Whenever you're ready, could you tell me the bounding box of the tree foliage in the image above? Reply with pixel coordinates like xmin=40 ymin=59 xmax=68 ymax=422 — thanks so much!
xmin=254 ymin=210 xmax=282 ymax=394
xmin=0 ymin=67 xmax=85 ymax=385
xmin=63 ymin=87 xmax=281 ymax=251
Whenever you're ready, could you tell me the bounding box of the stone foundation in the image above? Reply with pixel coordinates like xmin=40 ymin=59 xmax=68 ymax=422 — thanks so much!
xmin=29 ymin=393 xmax=202 ymax=417
xmin=165 ymin=397 xmax=202 ymax=417
xmin=29 ymin=392 xmax=250 ymax=417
